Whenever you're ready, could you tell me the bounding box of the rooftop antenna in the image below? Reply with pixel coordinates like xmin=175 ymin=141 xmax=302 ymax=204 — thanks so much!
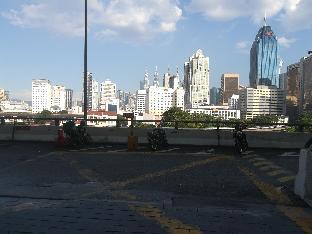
xmin=264 ymin=11 xmax=267 ymax=26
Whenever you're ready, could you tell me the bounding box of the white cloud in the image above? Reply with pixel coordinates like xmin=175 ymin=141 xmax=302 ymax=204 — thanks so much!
xmin=279 ymin=0 xmax=312 ymax=31
xmin=187 ymin=0 xmax=310 ymax=31
xmin=235 ymin=41 xmax=250 ymax=54
xmin=1 ymin=0 xmax=183 ymax=41
xmin=278 ymin=36 xmax=296 ymax=48
xmin=236 ymin=41 xmax=250 ymax=49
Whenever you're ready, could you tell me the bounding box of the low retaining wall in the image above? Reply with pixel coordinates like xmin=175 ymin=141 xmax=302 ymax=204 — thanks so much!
xmin=0 ymin=125 xmax=311 ymax=149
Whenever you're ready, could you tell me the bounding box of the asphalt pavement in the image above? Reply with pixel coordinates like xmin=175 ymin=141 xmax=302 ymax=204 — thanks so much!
xmin=0 ymin=142 xmax=311 ymax=233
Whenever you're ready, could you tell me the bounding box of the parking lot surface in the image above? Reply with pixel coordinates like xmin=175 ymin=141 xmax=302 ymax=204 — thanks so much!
xmin=0 ymin=142 xmax=311 ymax=233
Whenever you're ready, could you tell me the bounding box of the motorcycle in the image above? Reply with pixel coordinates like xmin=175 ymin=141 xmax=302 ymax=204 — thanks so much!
xmin=233 ymin=126 xmax=248 ymax=154
xmin=147 ymin=128 xmax=168 ymax=151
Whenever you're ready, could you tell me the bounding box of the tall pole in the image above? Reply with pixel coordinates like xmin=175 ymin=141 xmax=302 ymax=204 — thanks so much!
xmin=83 ymin=0 xmax=88 ymax=123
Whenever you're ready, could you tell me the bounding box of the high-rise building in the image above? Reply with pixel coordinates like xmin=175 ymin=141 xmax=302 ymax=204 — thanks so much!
xmin=0 ymin=89 xmax=6 ymax=102
xmin=135 ymin=90 xmax=147 ymax=114
xmin=173 ymin=87 xmax=185 ymax=110
xmin=85 ymin=72 xmax=93 ymax=110
xmin=239 ymin=85 xmax=285 ymax=119
xmin=83 ymin=72 xmax=100 ymax=111
xmin=282 ymin=52 xmax=312 ymax=119
xmin=300 ymin=52 xmax=312 ymax=113
xmin=163 ymin=71 xmax=171 ymax=88
xmin=100 ymin=80 xmax=116 ymax=104
xmin=146 ymin=86 xmax=185 ymax=116
xmin=249 ymin=20 xmax=279 ymax=88
xmin=52 ymin=85 xmax=66 ymax=111
xmin=92 ymin=79 xmax=99 ymax=110
xmin=153 ymin=66 xmax=160 ymax=87
xmin=65 ymin=89 xmax=73 ymax=110
xmin=229 ymin=94 xmax=240 ymax=110
xmin=210 ymin=87 xmax=221 ymax=105
xmin=220 ymin=73 xmax=239 ymax=105
xmin=184 ymin=49 xmax=210 ymax=108
xmin=140 ymin=70 xmax=150 ymax=90
xmin=32 ymin=79 xmax=52 ymax=113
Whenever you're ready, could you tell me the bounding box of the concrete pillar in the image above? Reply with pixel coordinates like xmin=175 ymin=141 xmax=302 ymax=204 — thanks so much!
xmin=295 ymin=149 xmax=312 ymax=201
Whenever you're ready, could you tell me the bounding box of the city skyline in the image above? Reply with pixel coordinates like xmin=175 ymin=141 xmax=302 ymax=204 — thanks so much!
xmin=0 ymin=0 xmax=311 ymax=101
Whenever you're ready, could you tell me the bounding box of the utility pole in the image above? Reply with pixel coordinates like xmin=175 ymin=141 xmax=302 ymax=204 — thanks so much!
xmin=83 ymin=0 xmax=88 ymax=123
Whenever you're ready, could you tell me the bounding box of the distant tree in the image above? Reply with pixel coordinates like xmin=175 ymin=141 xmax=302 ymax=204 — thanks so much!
xmin=116 ymin=114 xmax=128 ymax=127
xmin=252 ymin=115 xmax=279 ymax=125
xmin=161 ymin=107 xmax=190 ymax=128
xmin=34 ymin=110 xmax=52 ymax=124
xmin=134 ymin=122 xmax=154 ymax=128
xmin=58 ymin=110 xmax=68 ymax=115
xmin=189 ymin=112 xmax=216 ymax=128
xmin=299 ymin=112 xmax=312 ymax=132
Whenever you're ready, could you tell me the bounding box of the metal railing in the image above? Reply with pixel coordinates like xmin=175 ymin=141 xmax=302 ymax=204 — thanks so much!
xmin=0 ymin=116 xmax=312 ymax=132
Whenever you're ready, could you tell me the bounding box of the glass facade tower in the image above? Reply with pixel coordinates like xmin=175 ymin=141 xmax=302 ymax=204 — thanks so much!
xmin=249 ymin=25 xmax=279 ymax=88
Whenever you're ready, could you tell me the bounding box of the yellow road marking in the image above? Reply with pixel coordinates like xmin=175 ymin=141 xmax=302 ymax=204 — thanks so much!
xmin=129 ymin=204 xmax=202 ymax=234
xmin=242 ymin=155 xmax=256 ymax=159
xmin=111 ymin=156 xmax=230 ymax=188
xmin=239 ymin=166 xmax=312 ymax=233
xmin=278 ymin=206 xmax=312 ymax=233
xmin=278 ymin=175 xmax=296 ymax=183
xmin=249 ymin=157 xmax=266 ymax=162
xmin=253 ymin=161 xmax=272 ymax=167
xmin=259 ymin=165 xmax=281 ymax=171
xmin=239 ymin=166 xmax=292 ymax=205
xmin=267 ymin=170 xmax=289 ymax=177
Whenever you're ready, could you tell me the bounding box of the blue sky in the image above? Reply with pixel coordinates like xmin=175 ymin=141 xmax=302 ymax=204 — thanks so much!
xmin=0 ymin=0 xmax=311 ymax=101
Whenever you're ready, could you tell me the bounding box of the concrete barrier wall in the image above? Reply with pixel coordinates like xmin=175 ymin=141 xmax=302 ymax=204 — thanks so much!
xmin=0 ymin=125 xmax=311 ymax=149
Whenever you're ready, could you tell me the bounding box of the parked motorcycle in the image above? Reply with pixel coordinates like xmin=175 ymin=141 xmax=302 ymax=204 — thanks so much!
xmin=233 ymin=124 xmax=248 ymax=154
xmin=147 ymin=128 xmax=168 ymax=151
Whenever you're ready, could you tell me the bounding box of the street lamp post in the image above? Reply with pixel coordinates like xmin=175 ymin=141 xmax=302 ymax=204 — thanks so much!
xmin=83 ymin=0 xmax=88 ymax=124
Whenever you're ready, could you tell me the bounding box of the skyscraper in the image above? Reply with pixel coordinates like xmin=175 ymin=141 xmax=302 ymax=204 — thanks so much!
xmin=220 ymin=73 xmax=239 ymax=105
xmin=65 ymin=89 xmax=73 ymax=110
xmin=184 ymin=49 xmax=210 ymax=108
xmin=140 ymin=70 xmax=150 ymax=90
xmin=83 ymin=72 xmax=100 ymax=111
xmin=249 ymin=20 xmax=279 ymax=88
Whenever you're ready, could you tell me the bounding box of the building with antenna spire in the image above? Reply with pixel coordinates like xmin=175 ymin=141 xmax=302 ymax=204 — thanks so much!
xmin=249 ymin=17 xmax=279 ymax=88
xmin=153 ymin=66 xmax=159 ymax=87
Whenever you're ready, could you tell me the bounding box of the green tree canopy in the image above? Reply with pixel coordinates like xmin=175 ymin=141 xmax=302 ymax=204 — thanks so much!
xmin=299 ymin=112 xmax=312 ymax=132
xmin=34 ymin=110 xmax=52 ymax=124
xmin=252 ymin=115 xmax=279 ymax=125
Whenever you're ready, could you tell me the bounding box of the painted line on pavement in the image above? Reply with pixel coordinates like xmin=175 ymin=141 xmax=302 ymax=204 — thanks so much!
xmin=129 ymin=204 xmax=202 ymax=234
xmin=156 ymin=148 xmax=180 ymax=153
xmin=253 ymin=161 xmax=273 ymax=167
xmin=239 ymin=166 xmax=312 ymax=233
xmin=259 ymin=165 xmax=282 ymax=171
xmin=277 ymin=206 xmax=312 ymax=234
xmin=111 ymin=156 xmax=231 ymax=189
xmin=242 ymin=154 xmax=256 ymax=159
xmin=278 ymin=175 xmax=296 ymax=183
xmin=248 ymin=157 xmax=266 ymax=162
xmin=267 ymin=170 xmax=289 ymax=177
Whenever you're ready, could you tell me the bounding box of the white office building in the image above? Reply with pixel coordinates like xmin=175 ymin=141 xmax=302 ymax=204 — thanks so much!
xmin=146 ymin=86 xmax=185 ymax=116
xmin=52 ymin=85 xmax=66 ymax=112
xmin=100 ymin=80 xmax=116 ymax=104
xmin=173 ymin=87 xmax=185 ymax=110
xmin=184 ymin=49 xmax=210 ymax=108
xmin=92 ymin=79 xmax=99 ymax=110
xmin=32 ymin=79 xmax=52 ymax=113
xmin=229 ymin=94 xmax=239 ymax=110
xmin=135 ymin=90 xmax=147 ymax=114
xmin=188 ymin=106 xmax=240 ymax=120
xmin=239 ymin=85 xmax=285 ymax=119
xmin=0 ymin=100 xmax=31 ymax=113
